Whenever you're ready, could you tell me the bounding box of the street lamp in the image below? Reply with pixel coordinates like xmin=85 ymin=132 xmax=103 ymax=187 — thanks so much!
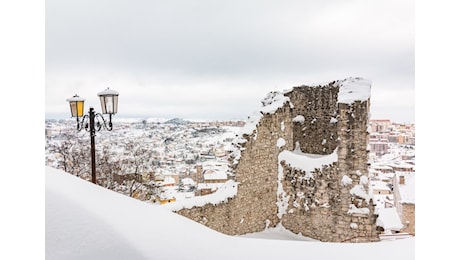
xmin=66 ymin=88 xmax=119 ymax=184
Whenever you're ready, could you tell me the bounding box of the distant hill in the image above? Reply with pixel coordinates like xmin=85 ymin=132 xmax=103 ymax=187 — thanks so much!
xmin=164 ymin=118 xmax=191 ymax=125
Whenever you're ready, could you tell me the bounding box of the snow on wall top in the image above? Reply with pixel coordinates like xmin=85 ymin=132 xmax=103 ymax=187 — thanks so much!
xmin=336 ymin=77 xmax=371 ymax=104
xmin=238 ymin=111 xmax=263 ymax=137
xmin=260 ymin=91 xmax=291 ymax=114
xmin=235 ymin=91 xmax=291 ymax=143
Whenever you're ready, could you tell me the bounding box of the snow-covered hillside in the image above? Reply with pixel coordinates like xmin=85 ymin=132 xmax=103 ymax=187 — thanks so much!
xmin=46 ymin=166 xmax=414 ymax=260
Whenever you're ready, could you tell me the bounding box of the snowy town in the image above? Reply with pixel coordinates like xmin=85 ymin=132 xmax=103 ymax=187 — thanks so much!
xmin=45 ymin=117 xmax=414 ymax=238
xmin=45 ymin=118 xmax=244 ymax=203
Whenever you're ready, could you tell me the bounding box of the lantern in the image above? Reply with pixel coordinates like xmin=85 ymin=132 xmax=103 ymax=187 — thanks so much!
xmin=66 ymin=94 xmax=85 ymax=118
xmin=97 ymin=88 xmax=119 ymax=115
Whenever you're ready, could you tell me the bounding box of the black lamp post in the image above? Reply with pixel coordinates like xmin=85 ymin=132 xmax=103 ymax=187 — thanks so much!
xmin=66 ymin=88 xmax=119 ymax=184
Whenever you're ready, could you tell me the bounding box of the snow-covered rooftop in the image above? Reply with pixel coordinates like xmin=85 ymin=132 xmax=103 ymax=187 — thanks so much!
xmin=376 ymin=207 xmax=404 ymax=232
xmin=395 ymin=172 xmax=415 ymax=204
xmin=371 ymin=181 xmax=391 ymax=192
xmin=203 ymin=171 xmax=228 ymax=180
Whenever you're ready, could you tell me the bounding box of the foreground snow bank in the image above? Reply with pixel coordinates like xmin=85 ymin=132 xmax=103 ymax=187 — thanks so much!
xmin=46 ymin=166 xmax=414 ymax=260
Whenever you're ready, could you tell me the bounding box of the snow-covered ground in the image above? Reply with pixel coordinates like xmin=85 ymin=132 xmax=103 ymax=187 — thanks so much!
xmin=46 ymin=166 xmax=414 ymax=260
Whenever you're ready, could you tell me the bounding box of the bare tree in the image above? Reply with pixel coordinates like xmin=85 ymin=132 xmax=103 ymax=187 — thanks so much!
xmin=121 ymin=140 xmax=152 ymax=174
xmin=96 ymin=142 xmax=122 ymax=189
xmin=46 ymin=131 xmax=121 ymax=186
xmin=46 ymin=132 xmax=89 ymax=176
xmin=46 ymin=133 xmax=74 ymax=173
xmin=46 ymin=128 xmax=155 ymax=199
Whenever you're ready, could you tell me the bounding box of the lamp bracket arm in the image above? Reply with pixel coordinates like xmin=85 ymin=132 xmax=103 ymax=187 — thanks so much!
xmin=95 ymin=113 xmax=113 ymax=131
xmin=76 ymin=115 xmax=90 ymax=132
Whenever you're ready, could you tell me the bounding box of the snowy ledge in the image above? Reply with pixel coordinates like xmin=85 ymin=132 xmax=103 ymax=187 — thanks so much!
xmin=350 ymin=184 xmax=372 ymax=204
xmin=162 ymin=180 xmax=239 ymax=212
xmin=347 ymin=204 xmax=370 ymax=215
xmin=278 ymin=148 xmax=338 ymax=177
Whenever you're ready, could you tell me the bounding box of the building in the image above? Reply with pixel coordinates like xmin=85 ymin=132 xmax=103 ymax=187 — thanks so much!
xmin=369 ymin=119 xmax=392 ymax=132
xmin=197 ymin=170 xmax=228 ymax=195
xmin=371 ymin=180 xmax=392 ymax=195
xmin=393 ymin=173 xmax=415 ymax=235
xmin=389 ymin=162 xmax=415 ymax=173
xmin=369 ymin=133 xmax=390 ymax=156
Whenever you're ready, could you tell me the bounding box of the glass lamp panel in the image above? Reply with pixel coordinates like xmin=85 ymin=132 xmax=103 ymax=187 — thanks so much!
xmin=99 ymin=95 xmax=107 ymax=114
xmin=76 ymin=101 xmax=84 ymax=117
xmin=100 ymin=95 xmax=115 ymax=114
xmin=105 ymin=96 xmax=114 ymax=114
xmin=69 ymin=102 xmax=77 ymax=117
xmin=112 ymin=95 xmax=118 ymax=114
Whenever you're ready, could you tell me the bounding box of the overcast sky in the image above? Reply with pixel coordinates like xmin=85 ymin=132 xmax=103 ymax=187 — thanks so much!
xmin=45 ymin=0 xmax=414 ymax=122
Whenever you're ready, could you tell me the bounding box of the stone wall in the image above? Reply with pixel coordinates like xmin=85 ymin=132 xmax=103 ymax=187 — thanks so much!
xmin=287 ymin=82 xmax=339 ymax=155
xmin=400 ymin=204 xmax=415 ymax=235
xmin=176 ymin=77 xmax=379 ymax=242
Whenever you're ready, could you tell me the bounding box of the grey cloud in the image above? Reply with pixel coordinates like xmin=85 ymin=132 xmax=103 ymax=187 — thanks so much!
xmin=46 ymin=0 xmax=414 ymax=122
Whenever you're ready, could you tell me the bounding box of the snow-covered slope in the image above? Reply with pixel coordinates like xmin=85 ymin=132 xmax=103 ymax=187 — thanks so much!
xmin=46 ymin=166 xmax=414 ymax=260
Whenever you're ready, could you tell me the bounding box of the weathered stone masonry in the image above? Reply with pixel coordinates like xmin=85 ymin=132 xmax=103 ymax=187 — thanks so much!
xmin=176 ymin=77 xmax=379 ymax=242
